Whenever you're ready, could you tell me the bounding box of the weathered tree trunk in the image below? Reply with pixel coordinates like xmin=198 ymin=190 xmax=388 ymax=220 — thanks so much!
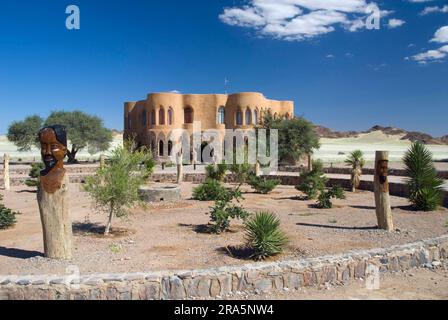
xmin=307 ymin=154 xmax=313 ymax=171
xmin=374 ymin=151 xmax=394 ymax=231
xmin=3 ymin=154 xmax=10 ymax=191
xmin=67 ymin=147 xmax=78 ymax=163
xmin=37 ymin=174 xmax=73 ymax=260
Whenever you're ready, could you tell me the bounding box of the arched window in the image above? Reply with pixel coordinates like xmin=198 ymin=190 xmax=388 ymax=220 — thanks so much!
xmin=184 ymin=106 xmax=194 ymax=124
xmin=168 ymin=141 xmax=173 ymax=156
xmin=217 ymin=106 xmax=225 ymax=124
xmin=236 ymin=109 xmax=243 ymax=125
xmin=159 ymin=107 xmax=165 ymax=125
xmin=253 ymin=109 xmax=258 ymax=125
xmin=159 ymin=140 xmax=164 ymax=156
xmin=245 ymin=108 xmax=252 ymax=125
xmin=150 ymin=110 xmax=156 ymax=125
xmin=142 ymin=110 xmax=147 ymax=127
xmin=285 ymin=113 xmax=290 ymax=120
xmin=168 ymin=107 xmax=174 ymax=125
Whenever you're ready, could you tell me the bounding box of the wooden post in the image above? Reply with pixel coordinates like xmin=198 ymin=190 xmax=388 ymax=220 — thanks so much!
xmin=374 ymin=151 xmax=394 ymax=231
xmin=3 ymin=154 xmax=10 ymax=191
xmin=192 ymin=149 xmax=197 ymax=171
xmin=255 ymin=160 xmax=261 ymax=177
xmin=38 ymin=174 xmax=73 ymax=260
xmin=37 ymin=125 xmax=73 ymax=260
xmin=99 ymin=154 xmax=106 ymax=168
xmin=176 ymin=152 xmax=183 ymax=184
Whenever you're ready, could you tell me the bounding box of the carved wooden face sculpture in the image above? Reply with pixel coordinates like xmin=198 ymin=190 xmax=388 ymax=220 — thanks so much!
xmin=39 ymin=127 xmax=67 ymax=175
xmin=377 ymin=160 xmax=388 ymax=185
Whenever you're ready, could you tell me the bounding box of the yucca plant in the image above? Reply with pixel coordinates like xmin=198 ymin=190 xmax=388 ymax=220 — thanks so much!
xmin=344 ymin=150 xmax=365 ymax=192
xmin=403 ymin=142 xmax=443 ymax=211
xmin=244 ymin=211 xmax=288 ymax=260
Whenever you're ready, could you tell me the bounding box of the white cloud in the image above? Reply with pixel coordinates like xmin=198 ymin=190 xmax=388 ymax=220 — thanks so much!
xmin=407 ymin=26 xmax=448 ymax=64
xmin=408 ymin=0 xmax=433 ymax=3
xmin=431 ymin=26 xmax=448 ymax=43
xmin=219 ymin=0 xmax=388 ymax=41
xmin=420 ymin=5 xmax=448 ymax=15
xmin=326 ymin=54 xmax=335 ymax=58
xmin=388 ymin=19 xmax=406 ymax=29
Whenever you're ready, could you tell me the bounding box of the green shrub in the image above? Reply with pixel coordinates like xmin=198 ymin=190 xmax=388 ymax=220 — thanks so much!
xmin=83 ymin=140 xmax=155 ymax=235
xmin=248 ymin=175 xmax=280 ymax=194
xmin=0 ymin=196 xmax=18 ymax=230
xmin=205 ymin=164 xmax=227 ymax=182
xmin=403 ymin=142 xmax=443 ymax=211
xmin=193 ymin=179 xmax=229 ymax=201
xmin=295 ymin=160 xmax=327 ymax=199
xmin=208 ymin=187 xmax=249 ymax=233
xmin=244 ymin=211 xmax=288 ymax=260
xmin=316 ymin=185 xmax=345 ymax=209
xmin=229 ymin=162 xmax=252 ymax=185
xmin=25 ymin=163 xmax=45 ymax=187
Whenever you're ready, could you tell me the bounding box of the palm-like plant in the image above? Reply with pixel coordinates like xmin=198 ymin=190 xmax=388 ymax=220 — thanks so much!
xmin=403 ymin=142 xmax=443 ymax=211
xmin=344 ymin=150 xmax=365 ymax=192
xmin=244 ymin=211 xmax=288 ymax=260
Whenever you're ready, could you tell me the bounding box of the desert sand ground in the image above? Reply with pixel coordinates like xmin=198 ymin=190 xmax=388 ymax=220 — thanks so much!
xmin=1 ymin=183 xmax=447 ymax=276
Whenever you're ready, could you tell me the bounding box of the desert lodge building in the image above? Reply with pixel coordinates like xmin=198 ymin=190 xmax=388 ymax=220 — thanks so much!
xmin=124 ymin=92 xmax=294 ymax=162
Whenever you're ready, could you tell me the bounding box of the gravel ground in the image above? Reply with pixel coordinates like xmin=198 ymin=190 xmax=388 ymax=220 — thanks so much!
xmin=0 ymin=183 xmax=447 ymax=276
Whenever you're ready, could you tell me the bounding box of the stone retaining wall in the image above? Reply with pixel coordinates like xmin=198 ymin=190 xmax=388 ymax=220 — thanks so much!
xmin=1 ymin=235 xmax=447 ymax=300
xmin=279 ymin=165 xmax=448 ymax=179
xmin=2 ymin=172 xmax=447 ymax=207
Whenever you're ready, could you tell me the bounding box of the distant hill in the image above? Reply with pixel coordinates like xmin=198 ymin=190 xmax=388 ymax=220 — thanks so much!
xmin=314 ymin=125 xmax=448 ymax=145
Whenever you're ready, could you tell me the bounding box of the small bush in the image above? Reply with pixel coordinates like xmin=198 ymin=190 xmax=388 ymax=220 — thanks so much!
xmin=83 ymin=140 xmax=155 ymax=235
xmin=25 ymin=163 xmax=45 ymax=187
xmin=208 ymin=187 xmax=250 ymax=233
xmin=193 ymin=179 xmax=229 ymax=201
xmin=316 ymin=185 xmax=345 ymax=209
xmin=295 ymin=160 xmax=327 ymax=199
xmin=248 ymin=175 xmax=280 ymax=194
xmin=205 ymin=164 xmax=227 ymax=182
xmin=0 ymin=195 xmax=18 ymax=230
xmin=244 ymin=211 xmax=288 ymax=260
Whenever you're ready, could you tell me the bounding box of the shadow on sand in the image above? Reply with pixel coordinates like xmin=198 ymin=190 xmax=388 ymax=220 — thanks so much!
xmin=296 ymin=222 xmax=378 ymax=231
xmin=0 ymin=247 xmax=43 ymax=259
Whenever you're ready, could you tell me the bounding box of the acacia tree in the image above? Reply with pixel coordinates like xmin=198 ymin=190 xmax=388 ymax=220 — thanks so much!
xmin=258 ymin=111 xmax=320 ymax=165
xmin=45 ymin=111 xmax=113 ymax=163
xmin=7 ymin=111 xmax=113 ymax=163
xmin=7 ymin=115 xmax=43 ymax=151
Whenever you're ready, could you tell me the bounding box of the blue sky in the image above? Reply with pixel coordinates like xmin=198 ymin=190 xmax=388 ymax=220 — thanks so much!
xmin=0 ymin=0 xmax=447 ymax=136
